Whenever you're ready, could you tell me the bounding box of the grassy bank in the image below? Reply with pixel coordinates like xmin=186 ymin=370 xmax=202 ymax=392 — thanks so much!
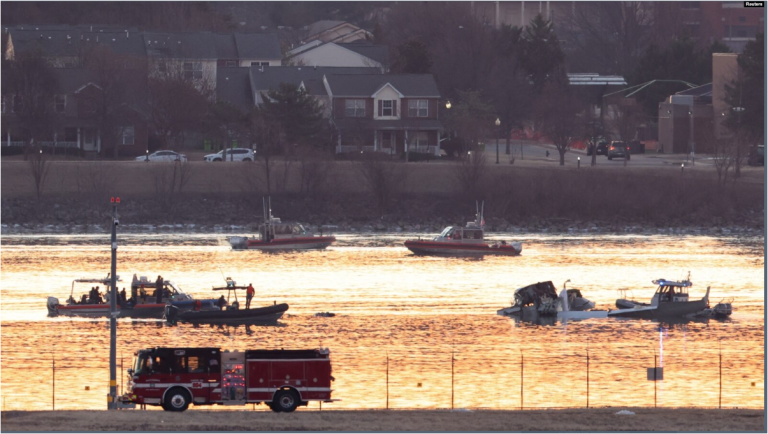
xmin=1 ymin=161 xmax=763 ymax=230
xmin=1 ymin=408 xmax=764 ymax=431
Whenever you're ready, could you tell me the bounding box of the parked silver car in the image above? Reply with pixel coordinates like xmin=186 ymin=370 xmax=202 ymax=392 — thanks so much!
xmin=203 ymin=148 xmax=255 ymax=162
xmin=135 ymin=150 xmax=188 ymax=162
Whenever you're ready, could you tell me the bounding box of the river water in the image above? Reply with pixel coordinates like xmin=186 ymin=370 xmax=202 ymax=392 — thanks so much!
xmin=1 ymin=232 xmax=764 ymax=411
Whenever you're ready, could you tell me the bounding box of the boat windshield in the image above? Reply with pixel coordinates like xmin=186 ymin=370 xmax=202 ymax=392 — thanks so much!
xmin=438 ymin=227 xmax=454 ymax=238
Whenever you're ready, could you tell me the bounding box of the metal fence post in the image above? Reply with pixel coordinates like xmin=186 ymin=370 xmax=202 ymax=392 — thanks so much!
xmin=719 ymin=343 xmax=722 ymax=409
xmin=520 ymin=350 xmax=524 ymax=410
xmin=654 ymin=350 xmax=657 ymax=408
xmin=586 ymin=346 xmax=590 ymax=409
xmin=386 ymin=353 xmax=389 ymax=410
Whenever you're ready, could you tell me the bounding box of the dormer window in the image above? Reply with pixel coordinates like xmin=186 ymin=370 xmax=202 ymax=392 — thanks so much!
xmin=382 ymin=100 xmax=393 ymax=116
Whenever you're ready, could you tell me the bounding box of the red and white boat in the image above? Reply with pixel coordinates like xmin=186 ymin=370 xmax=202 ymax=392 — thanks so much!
xmin=46 ymin=275 xmax=213 ymax=319
xmin=404 ymin=202 xmax=522 ymax=256
xmin=229 ymin=198 xmax=335 ymax=251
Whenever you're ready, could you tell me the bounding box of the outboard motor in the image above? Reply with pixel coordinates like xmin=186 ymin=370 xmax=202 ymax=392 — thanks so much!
xmin=164 ymin=304 xmax=179 ymax=325
xmin=47 ymin=297 xmax=60 ymax=317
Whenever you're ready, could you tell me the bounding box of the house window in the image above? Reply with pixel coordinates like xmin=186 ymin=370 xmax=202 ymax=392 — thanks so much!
xmin=183 ymin=62 xmax=203 ymax=80
xmin=251 ymin=61 xmax=270 ymax=66
xmin=260 ymin=62 xmax=270 ymax=66
xmin=408 ymin=100 xmax=429 ymax=117
xmin=345 ymin=99 xmax=366 ymax=117
xmin=54 ymin=95 xmax=66 ymax=113
xmin=225 ymin=60 xmax=237 ymax=67
xmin=121 ymin=126 xmax=135 ymax=145
xmin=382 ymin=100 xmax=393 ymax=116
xmin=381 ymin=132 xmax=393 ymax=149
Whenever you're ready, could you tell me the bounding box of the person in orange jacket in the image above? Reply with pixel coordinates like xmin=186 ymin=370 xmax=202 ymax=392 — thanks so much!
xmin=246 ymin=283 xmax=255 ymax=309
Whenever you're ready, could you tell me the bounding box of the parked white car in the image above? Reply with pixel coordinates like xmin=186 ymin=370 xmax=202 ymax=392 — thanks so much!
xmin=135 ymin=150 xmax=188 ymax=162
xmin=203 ymin=148 xmax=255 ymax=162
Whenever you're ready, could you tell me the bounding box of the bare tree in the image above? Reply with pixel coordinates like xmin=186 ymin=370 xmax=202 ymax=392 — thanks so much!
xmin=452 ymin=149 xmax=487 ymax=200
xmin=533 ymin=81 xmax=585 ymax=166
xmin=711 ymin=136 xmax=736 ymax=187
xmin=560 ymin=1 xmax=657 ymax=76
xmin=2 ymin=52 xmax=58 ymax=160
xmin=83 ymin=46 xmax=146 ymax=159
xmin=27 ymin=148 xmax=51 ymax=200
xmin=151 ymin=160 xmax=195 ymax=206
xmin=147 ymin=62 xmax=212 ymax=151
xmin=75 ymin=163 xmax=118 ymax=199
xmin=297 ymin=146 xmax=332 ymax=196
xmin=357 ymin=154 xmax=409 ymax=214
xmin=246 ymin=109 xmax=285 ymax=195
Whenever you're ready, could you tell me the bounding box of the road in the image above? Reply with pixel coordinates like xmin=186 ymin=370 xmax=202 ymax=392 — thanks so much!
xmin=482 ymin=139 xmax=749 ymax=170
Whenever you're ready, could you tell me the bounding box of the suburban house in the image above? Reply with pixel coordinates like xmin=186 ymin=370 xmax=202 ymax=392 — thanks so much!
xmin=322 ymin=74 xmax=444 ymax=155
xmin=247 ymin=66 xmax=380 ymax=115
xmin=144 ymin=32 xmax=219 ymax=90
xmin=301 ymin=20 xmax=373 ymax=44
xmin=4 ymin=25 xmax=145 ymax=67
xmin=1 ymin=68 xmax=148 ymax=156
xmin=286 ymin=41 xmax=388 ymax=72
xmin=213 ymin=33 xmax=282 ymax=68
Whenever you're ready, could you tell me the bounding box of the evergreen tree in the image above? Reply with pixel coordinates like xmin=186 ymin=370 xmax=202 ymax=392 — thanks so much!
xmin=519 ymin=14 xmax=565 ymax=92
xmin=260 ymin=83 xmax=325 ymax=146
xmin=724 ymin=32 xmax=764 ymax=144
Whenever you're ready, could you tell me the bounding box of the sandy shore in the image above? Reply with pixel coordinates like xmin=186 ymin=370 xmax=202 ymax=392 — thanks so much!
xmin=1 ymin=408 xmax=764 ymax=432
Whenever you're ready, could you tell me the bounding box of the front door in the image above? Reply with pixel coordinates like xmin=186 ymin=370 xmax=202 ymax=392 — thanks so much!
xmin=82 ymin=128 xmax=97 ymax=151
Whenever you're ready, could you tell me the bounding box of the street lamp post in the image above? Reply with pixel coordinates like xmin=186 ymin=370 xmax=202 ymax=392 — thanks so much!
xmin=688 ymin=109 xmax=695 ymax=166
xmin=108 ymin=197 xmax=120 ymax=409
xmin=495 ymin=118 xmax=501 ymax=164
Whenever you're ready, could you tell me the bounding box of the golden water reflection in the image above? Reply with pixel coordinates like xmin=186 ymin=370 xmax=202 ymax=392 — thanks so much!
xmin=1 ymin=233 xmax=764 ymax=411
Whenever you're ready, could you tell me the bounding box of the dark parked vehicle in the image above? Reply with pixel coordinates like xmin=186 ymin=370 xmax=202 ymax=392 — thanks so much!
xmin=586 ymin=141 xmax=609 ymax=156
xmin=748 ymin=145 xmax=764 ymax=166
xmin=607 ymin=141 xmax=631 ymax=160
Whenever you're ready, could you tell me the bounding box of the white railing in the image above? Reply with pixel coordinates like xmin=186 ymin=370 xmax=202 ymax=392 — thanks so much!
xmin=408 ymin=146 xmax=437 ymax=154
xmin=337 ymin=145 xmax=376 ymax=153
xmin=5 ymin=141 xmax=79 ymax=148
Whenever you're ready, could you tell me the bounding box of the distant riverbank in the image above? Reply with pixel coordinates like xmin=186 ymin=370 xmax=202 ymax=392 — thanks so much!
xmin=1 ymin=408 xmax=764 ymax=431
xmin=1 ymin=161 xmax=764 ymax=234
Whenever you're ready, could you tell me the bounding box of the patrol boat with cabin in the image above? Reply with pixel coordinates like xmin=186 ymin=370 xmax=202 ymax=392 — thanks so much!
xmin=404 ymin=202 xmax=522 ymax=256
xmin=229 ymin=198 xmax=335 ymax=251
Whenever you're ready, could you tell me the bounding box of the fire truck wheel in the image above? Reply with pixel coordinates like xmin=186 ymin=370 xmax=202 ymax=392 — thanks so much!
xmin=273 ymin=390 xmax=299 ymax=413
xmin=164 ymin=388 xmax=190 ymax=412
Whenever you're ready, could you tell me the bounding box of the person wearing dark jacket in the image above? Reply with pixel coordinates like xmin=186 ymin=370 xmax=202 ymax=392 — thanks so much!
xmin=155 ymin=276 xmax=164 ymax=303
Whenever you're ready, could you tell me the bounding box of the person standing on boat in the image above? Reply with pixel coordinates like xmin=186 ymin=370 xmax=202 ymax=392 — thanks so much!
xmin=139 ymin=284 xmax=147 ymax=304
xmin=217 ymin=295 xmax=227 ymax=310
xmin=246 ymin=283 xmax=255 ymax=309
xmin=120 ymin=288 xmax=127 ymax=305
xmin=155 ymin=276 xmax=163 ymax=304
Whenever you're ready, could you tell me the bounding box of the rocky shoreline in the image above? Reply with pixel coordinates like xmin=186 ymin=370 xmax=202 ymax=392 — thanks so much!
xmin=2 ymin=195 xmax=763 ymax=236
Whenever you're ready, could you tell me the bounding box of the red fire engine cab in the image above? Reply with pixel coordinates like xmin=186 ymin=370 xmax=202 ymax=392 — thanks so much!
xmin=122 ymin=347 xmax=336 ymax=412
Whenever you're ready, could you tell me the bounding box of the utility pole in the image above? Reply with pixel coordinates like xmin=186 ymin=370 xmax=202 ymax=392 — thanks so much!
xmin=108 ymin=197 xmax=120 ymax=409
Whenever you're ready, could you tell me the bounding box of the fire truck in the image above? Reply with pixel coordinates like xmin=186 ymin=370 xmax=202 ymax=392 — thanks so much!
xmin=122 ymin=347 xmax=336 ymax=412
